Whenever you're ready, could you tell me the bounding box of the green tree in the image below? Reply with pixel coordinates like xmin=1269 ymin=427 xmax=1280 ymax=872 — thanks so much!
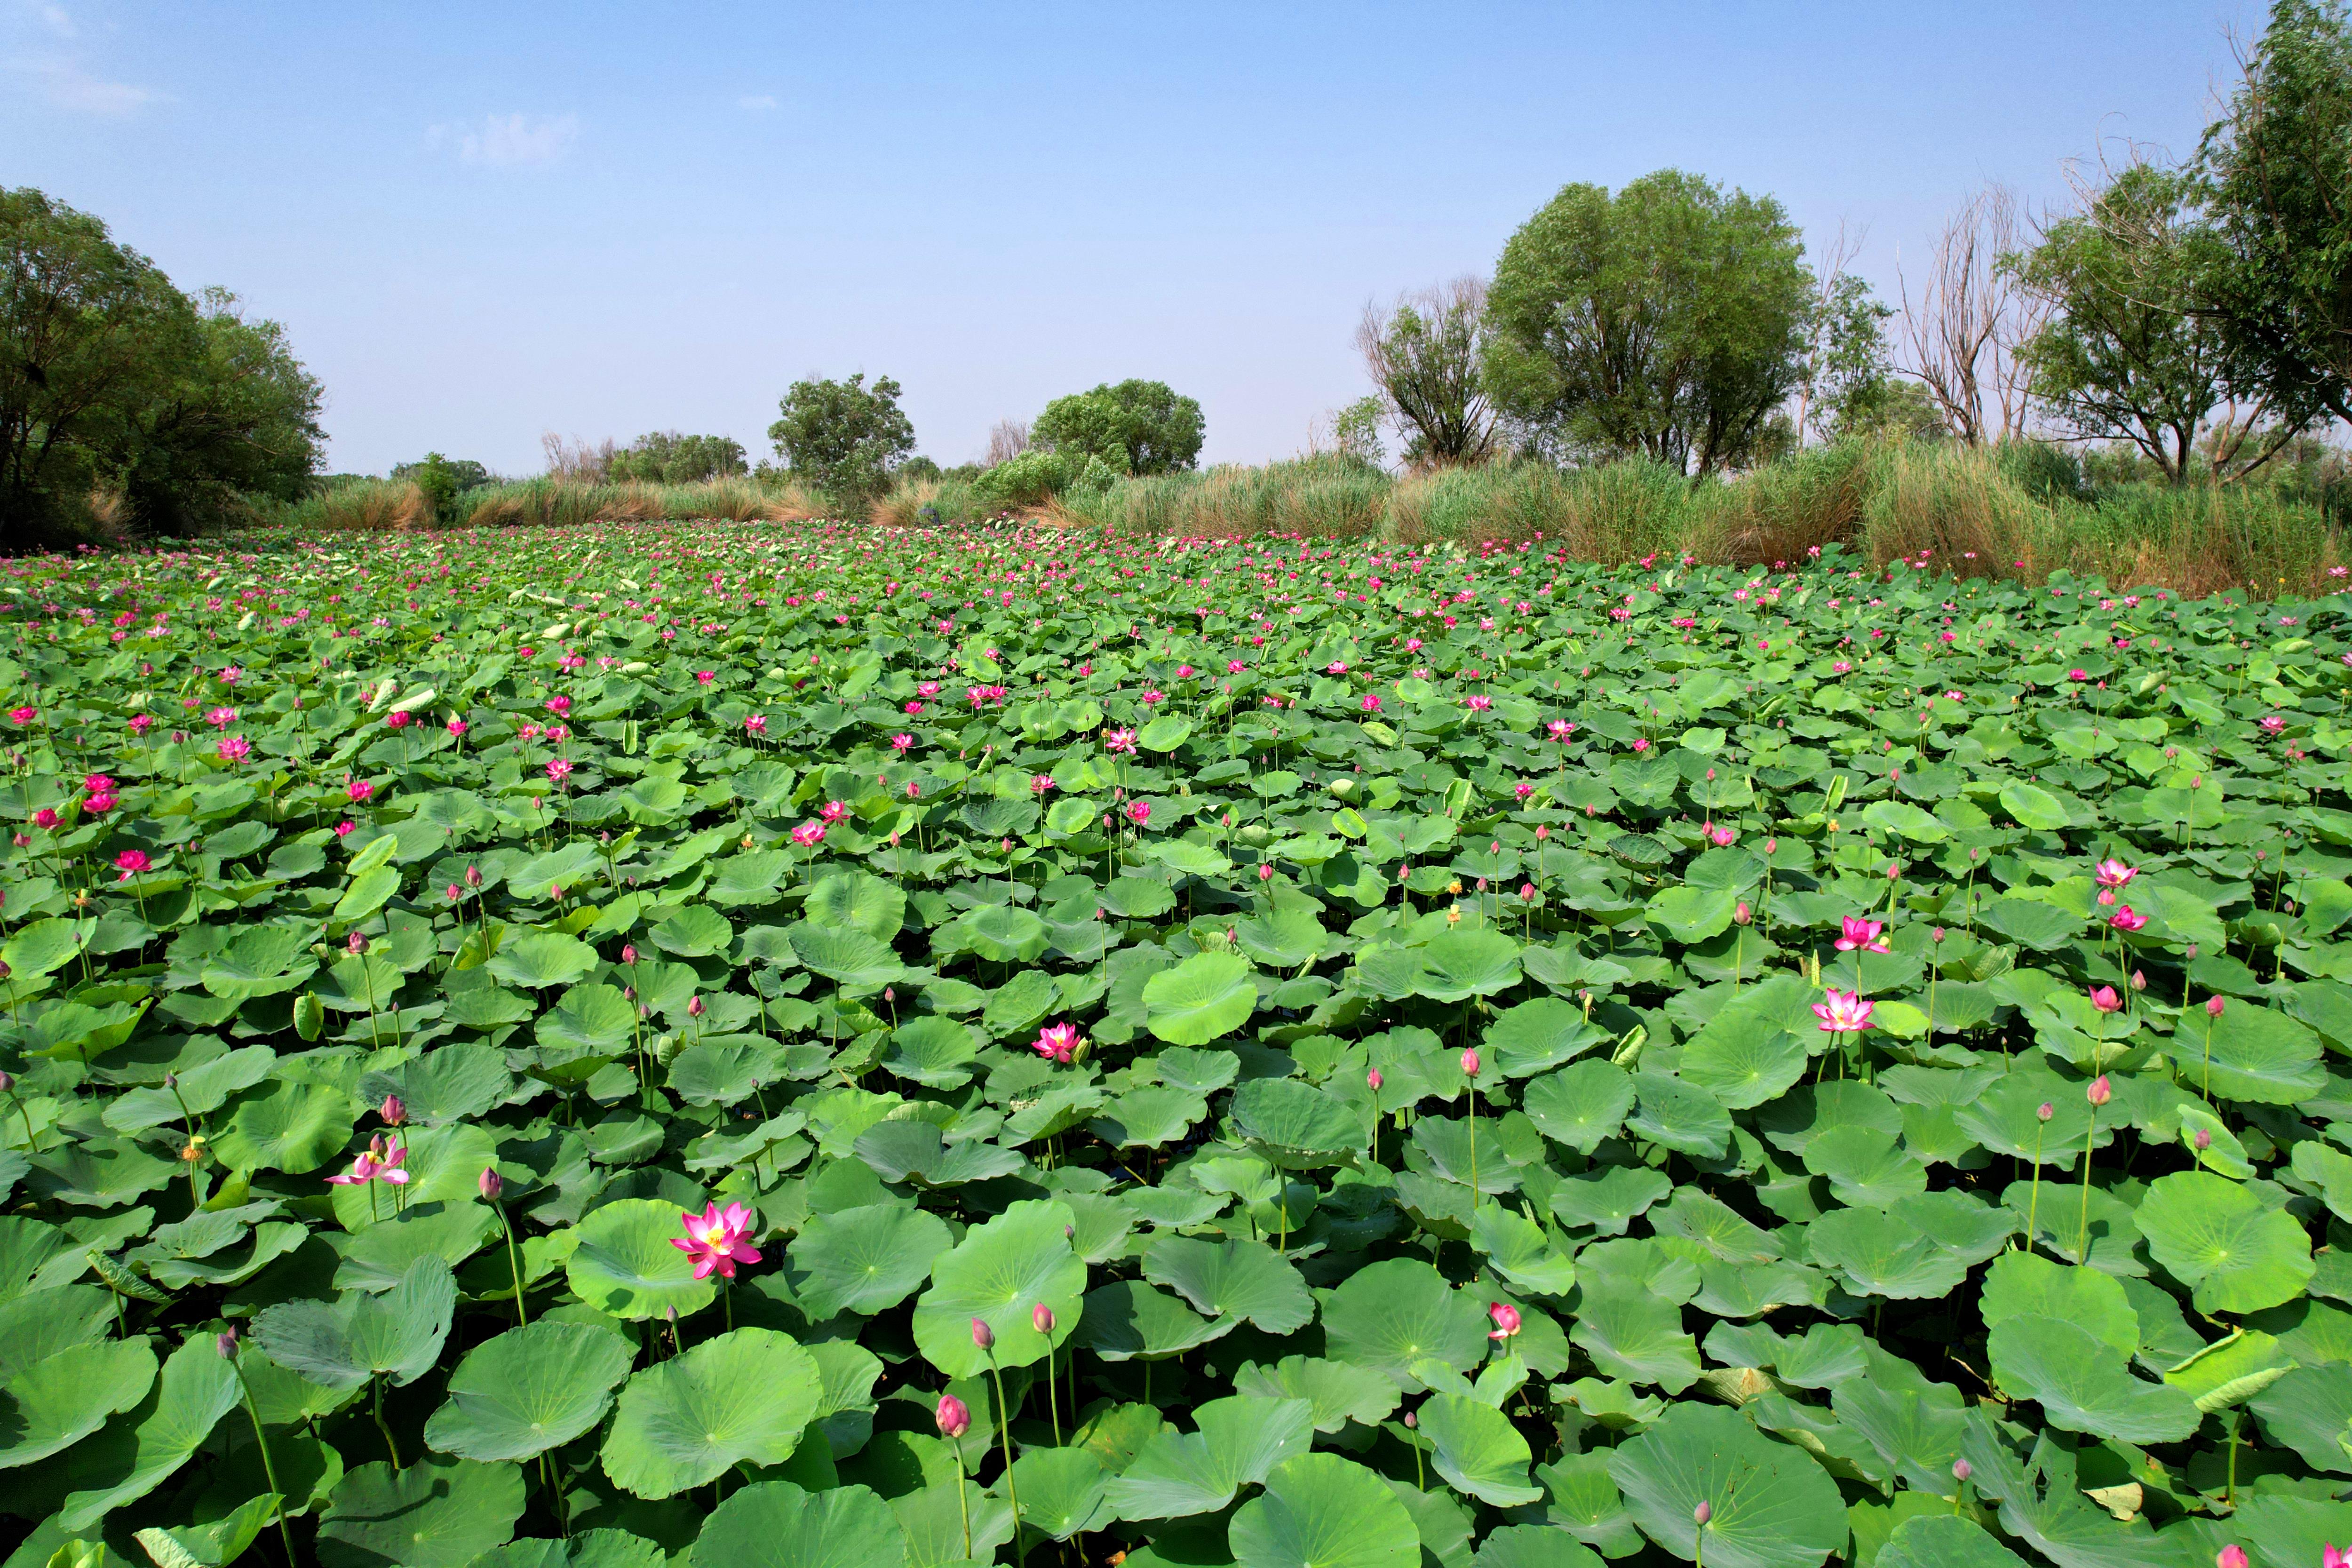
xmin=1356 ymin=279 xmax=1494 ymax=466
xmin=1031 ymin=380 xmax=1203 ymax=476
xmin=609 ymin=431 xmax=748 ymax=485
xmin=768 ymin=373 xmax=916 ymax=502
xmin=2200 ymin=0 xmax=2352 ymax=425
xmin=2016 ymin=164 xmax=2302 ymax=482
xmin=1794 ymin=252 xmax=1896 ymax=445
xmin=2 ymin=189 xmax=320 ymax=542
xmin=1482 ymin=169 xmax=1812 ymax=476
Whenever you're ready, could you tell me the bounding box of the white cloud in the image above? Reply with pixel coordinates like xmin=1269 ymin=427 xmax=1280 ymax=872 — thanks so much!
xmin=738 ymin=94 xmax=777 ymax=111
xmin=15 ymin=57 xmax=160 ymax=114
xmin=37 ymin=5 xmax=74 ymax=39
xmin=430 ymin=111 xmax=580 ymax=167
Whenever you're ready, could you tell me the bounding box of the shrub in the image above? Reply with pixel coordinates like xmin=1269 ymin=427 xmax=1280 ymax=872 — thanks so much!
xmin=1032 ymin=380 xmax=1204 ymax=475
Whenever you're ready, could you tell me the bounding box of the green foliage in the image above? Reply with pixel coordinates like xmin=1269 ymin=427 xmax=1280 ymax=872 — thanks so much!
xmin=1483 ymin=168 xmax=1812 ymax=475
xmin=0 ymin=518 xmax=2347 ymax=1568
xmin=768 ymin=373 xmax=917 ymax=503
xmin=0 ymin=189 xmax=324 ymax=543
xmin=1359 ymin=279 xmax=1494 ymax=466
xmin=607 ymin=431 xmax=749 ymax=486
xmin=1033 ymin=379 xmax=1204 ymax=476
xmin=971 ymin=448 xmax=1124 ymax=511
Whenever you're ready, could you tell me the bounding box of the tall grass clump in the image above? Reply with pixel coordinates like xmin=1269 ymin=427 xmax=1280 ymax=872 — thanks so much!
xmin=278 ymin=478 xmax=433 ymax=532
xmin=1058 ymin=456 xmax=1391 ymax=538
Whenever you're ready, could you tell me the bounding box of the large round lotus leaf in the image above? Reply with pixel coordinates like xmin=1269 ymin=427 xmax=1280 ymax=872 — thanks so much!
xmin=1996 ymin=782 xmax=2071 ymax=832
xmin=536 ymin=983 xmax=634 ymax=1054
xmin=1953 ymin=1069 xmax=2097 ymax=1165
xmin=1419 ymin=1391 xmax=1544 ymax=1505
xmin=1549 ymin=1165 xmax=1672 ymax=1235
xmin=1414 ymin=930 xmax=1522 ymax=1003
xmin=602 ymin=1327 xmax=823 ymax=1499
xmin=356 ymin=1043 xmax=514 ymax=1126
xmin=788 ymin=925 xmax=906 ymax=991
xmin=211 ymin=1080 xmax=359 ymax=1176
xmin=1227 ymin=1451 xmax=1420 ymax=1568
xmin=1677 ymin=1012 xmax=1809 ymax=1111
xmin=1105 ymin=1394 xmax=1313 ymax=1520
xmin=649 ymin=905 xmax=733 ymax=958
xmin=2137 ymin=1171 xmax=2314 ymax=1313
xmin=707 ymin=850 xmax=795 ymax=907
xmin=253 ymin=1256 xmax=456 ymax=1390
xmin=1645 ymin=885 xmax=1739 ymax=944
xmin=1606 ymin=1402 xmax=1845 ymax=1568
xmin=2224 ymin=1495 xmax=2352 ymax=1568
xmin=1232 ymin=1355 xmax=1400 ymax=1434
xmin=1143 ymin=1236 xmax=1314 ymax=1333
xmin=806 ymin=872 xmax=909 ymax=940
xmin=1320 ymin=1258 xmax=1488 ymax=1385
xmin=564 ymin=1198 xmax=719 ymax=1322
xmin=1074 ymin=1280 xmax=1230 ymax=1362
xmin=1470 ymin=1201 xmax=1579 ymax=1296
xmin=1230 ymin=1078 xmax=1361 ymax=1166
xmin=1625 ymin=1073 xmax=1732 ymax=1159
xmin=912 ymin=1199 xmax=1085 ymax=1378
xmin=1090 ymin=1086 xmax=1208 ymax=1148
xmin=2191 ymin=1002 xmax=2327 ymax=1104
xmin=486 ymin=931 xmax=600 ymax=989
xmin=882 ymin=1016 xmax=982 ymax=1089
xmin=1007 ymin=1445 xmax=1112 ymax=1540
xmin=317 ymin=1456 xmax=526 ymax=1568
xmin=1979 ymin=1253 xmax=2137 ymax=1361
xmin=53 ymin=1335 xmax=241 ymax=1530
xmin=1155 ymin=1047 xmax=1241 ymax=1094
xmin=1803 ymin=1208 xmax=1968 ymax=1301
xmin=1801 ymin=1128 xmax=1928 ymax=1208
xmin=474 ymin=1532 xmax=667 ymax=1568
xmin=1568 ymin=1282 xmax=1700 ymax=1393
xmin=422 ymin=1321 xmax=635 ymax=1462
xmin=1875 ymin=1516 xmax=2033 ymax=1568
xmin=1483 ymin=998 xmax=1604 ymax=1077
xmin=1477 ymin=1525 xmax=1606 ymax=1568
xmin=1523 ymin=1061 xmax=1637 ymax=1154
xmin=1143 ymin=952 xmax=1260 ymax=1045
xmin=2248 ymin=1363 xmax=2352 ymax=1472
xmin=691 ymin=1479 xmax=906 ymax=1568
xmin=0 ymin=1336 xmax=157 ymax=1470
xmin=959 ymin=904 xmax=1050 ymax=964
xmin=786 ymin=1202 xmax=952 ymax=1321
xmin=1985 ymin=1315 xmax=2200 ymax=1443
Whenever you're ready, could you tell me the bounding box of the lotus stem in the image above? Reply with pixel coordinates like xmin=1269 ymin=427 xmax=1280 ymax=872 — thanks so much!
xmin=985 ymin=1352 xmax=1024 ymax=1564
xmin=493 ymin=1198 xmax=527 ymax=1326
xmin=953 ymin=1443 xmax=972 ymax=1559
xmin=229 ymin=1353 xmax=300 ymax=1568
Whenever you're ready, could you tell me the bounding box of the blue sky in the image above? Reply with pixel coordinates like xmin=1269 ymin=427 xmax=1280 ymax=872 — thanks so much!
xmin=6 ymin=0 xmax=2270 ymax=476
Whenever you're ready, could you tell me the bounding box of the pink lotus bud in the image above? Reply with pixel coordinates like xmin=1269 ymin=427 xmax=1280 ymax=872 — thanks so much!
xmin=2131 ymin=970 xmax=2146 ymax=992
xmin=346 ymin=931 xmax=368 ymax=956
xmin=2216 ymin=1548 xmax=2248 ymax=1568
xmin=936 ymin=1394 xmax=970 ymax=1439
xmin=1487 ymin=1302 xmax=1521 ymax=1339
xmin=2207 ymin=995 xmax=2225 ymax=1018
xmin=379 ymin=1094 xmax=406 ymax=1127
xmin=687 ymin=995 xmax=705 ymax=1018
xmin=1402 ymin=1410 xmax=1415 ymax=1428
xmin=479 ymin=1167 xmax=503 ymax=1200
xmin=465 ymin=863 xmax=483 ymax=888
xmin=1694 ymin=1502 xmax=1711 ymax=1526
xmin=2037 ymin=1102 xmax=2054 ymax=1122
xmin=1033 ymin=1303 xmax=1056 ymax=1335
xmin=971 ymin=1317 xmax=994 ymax=1351
xmin=2087 ymin=1075 xmax=2112 ymax=1106
xmin=1461 ymin=1049 xmax=1480 ymax=1078
xmin=2194 ymin=1128 xmax=2213 ymax=1150
xmin=622 ymin=944 xmax=637 ymax=965
xmin=1367 ymin=1069 xmax=1383 ymax=1091
xmin=1952 ymin=1459 xmax=1971 ymax=1482
xmin=1733 ymin=900 xmax=1752 ymax=925
xmin=216 ymin=1328 xmax=238 ymax=1359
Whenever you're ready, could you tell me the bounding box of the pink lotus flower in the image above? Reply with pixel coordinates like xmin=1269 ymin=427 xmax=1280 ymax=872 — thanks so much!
xmin=31 ymin=808 xmax=56 ymax=829
xmin=2320 ymin=1545 xmax=2344 ymax=1568
xmin=1466 ymin=694 xmax=1493 ymax=711
xmin=1033 ymin=1022 xmax=1083 ymax=1063
xmin=819 ymin=800 xmax=849 ymax=823
xmin=1361 ymin=693 xmax=1382 ymax=712
xmin=1031 ymin=774 xmax=1055 ymax=794
xmin=1487 ymin=1302 xmax=1522 ymax=1339
xmin=1706 ymin=824 xmax=1735 ymax=848
xmin=1547 ymin=719 xmax=1576 ymax=740
xmin=114 ymin=849 xmax=150 ymax=880
xmin=2108 ymin=905 xmax=2147 ymax=932
xmin=1630 ymin=738 xmax=1650 ymax=752
xmin=890 ymin=733 xmax=914 ymax=753
xmin=790 ymin=821 xmax=827 ymax=847
xmin=447 ymin=718 xmax=468 ymax=736
xmin=347 ymin=780 xmax=374 ymax=803
xmin=1834 ymin=916 xmax=1891 ymax=954
xmin=671 ymin=1201 xmax=761 ymax=1280
xmin=2093 ymin=859 xmax=2137 ymax=890
xmin=2089 ymin=985 xmax=2123 ymax=1013
xmin=744 ymin=715 xmax=767 ymax=735
xmin=1127 ymin=801 xmax=1151 ymax=826
xmin=385 ymin=710 xmax=411 ymax=730
xmin=2215 ymin=1548 xmax=2248 ymax=1568
xmin=2260 ymin=715 xmax=2286 ymax=735
xmin=1813 ymin=989 xmax=1875 ymax=1032
xmin=545 ymin=757 xmax=572 ymax=785
xmin=326 ymin=1136 xmax=409 ymax=1186
xmin=1105 ymin=728 xmax=1137 ymax=755
xmin=85 ymin=791 xmax=117 ymax=811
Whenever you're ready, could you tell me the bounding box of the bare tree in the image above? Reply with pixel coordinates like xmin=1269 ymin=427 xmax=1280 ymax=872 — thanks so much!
xmin=1357 ymin=277 xmax=1495 ymax=467
xmin=984 ymin=418 xmax=1030 ymax=467
xmin=540 ymin=431 xmax=615 ymax=482
xmin=1896 ymin=185 xmax=2050 ymax=444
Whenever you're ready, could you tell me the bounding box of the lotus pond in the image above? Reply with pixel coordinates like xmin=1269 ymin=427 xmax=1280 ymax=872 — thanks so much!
xmin=0 ymin=522 xmax=2348 ymax=1568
